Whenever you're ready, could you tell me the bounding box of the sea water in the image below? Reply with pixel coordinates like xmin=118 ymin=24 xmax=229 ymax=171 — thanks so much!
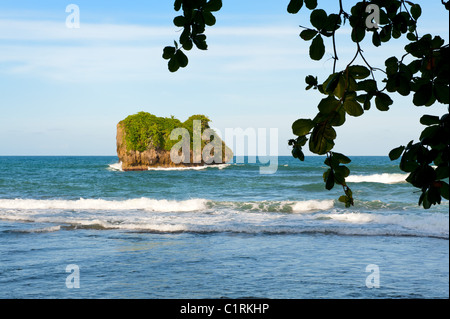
xmin=0 ymin=156 xmax=448 ymax=299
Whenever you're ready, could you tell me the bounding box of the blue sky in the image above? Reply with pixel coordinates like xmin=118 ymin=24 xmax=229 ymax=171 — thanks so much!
xmin=0 ymin=1 xmax=448 ymax=156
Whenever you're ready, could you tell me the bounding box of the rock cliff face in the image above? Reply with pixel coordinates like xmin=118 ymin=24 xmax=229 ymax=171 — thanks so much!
xmin=116 ymin=112 xmax=232 ymax=171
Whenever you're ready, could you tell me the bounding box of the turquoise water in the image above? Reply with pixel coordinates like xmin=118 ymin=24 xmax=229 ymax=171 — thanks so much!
xmin=0 ymin=156 xmax=448 ymax=298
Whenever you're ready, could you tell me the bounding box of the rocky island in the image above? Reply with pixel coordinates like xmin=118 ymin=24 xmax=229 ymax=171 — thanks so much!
xmin=116 ymin=112 xmax=233 ymax=171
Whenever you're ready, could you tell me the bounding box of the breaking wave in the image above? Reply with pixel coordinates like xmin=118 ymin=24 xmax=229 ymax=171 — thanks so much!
xmin=347 ymin=173 xmax=408 ymax=184
xmin=107 ymin=162 xmax=231 ymax=172
xmin=0 ymin=198 xmax=209 ymax=212
xmin=0 ymin=197 xmax=447 ymax=239
xmin=107 ymin=162 xmax=123 ymax=171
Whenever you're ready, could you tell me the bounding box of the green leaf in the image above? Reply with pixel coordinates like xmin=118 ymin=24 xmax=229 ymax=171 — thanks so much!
xmin=389 ymin=146 xmax=405 ymax=161
xmin=348 ymin=65 xmax=370 ymax=79
xmin=309 ymin=124 xmax=336 ymax=155
xmin=423 ymin=191 xmax=432 ymax=209
xmin=375 ymin=93 xmax=393 ymax=111
xmin=413 ymin=82 xmax=433 ymax=106
xmin=434 ymin=83 xmax=450 ymax=104
xmin=162 ymin=46 xmax=176 ymax=60
xmin=410 ymin=4 xmax=422 ymax=20
xmin=328 ymin=108 xmax=346 ymax=127
xmin=380 ymin=24 xmax=392 ymax=42
xmin=351 ymin=26 xmax=366 ymax=43
xmin=407 ymin=32 xmax=417 ymax=41
xmin=372 ymin=31 xmax=381 ymax=47
xmin=334 ymin=165 xmax=350 ymax=184
xmin=343 ymin=98 xmax=364 ymax=117
xmin=338 ymin=195 xmax=348 ymax=203
xmin=408 ymin=59 xmax=421 ymax=74
xmin=309 ymin=34 xmax=325 ymax=61
xmin=287 ymin=0 xmax=303 ymax=14
xmin=420 ymin=115 xmax=440 ymax=126
xmin=334 ymin=76 xmax=349 ymax=99
xmin=428 ymin=186 xmax=441 ymax=206
xmin=362 ymin=94 xmax=373 ymax=110
xmin=436 ymin=166 xmax=449 ymax=180
xmin=332 ymin=152 xmax=351 ymax=164
xmin=202 ymin=11 xmax=216 ymax=26
xmin=175 ymin=50 xmax=189 ymax=68
xmin=323 ymin=14 xmax=341 ymax=33
xmin=300 ymin=29 xmax=318 ymax=41
xmin=323 ymin=73 xmax=341 ymax=94
xmin=180 ymin=27 xmax=191 ymax=45
xmin=441 ymin=182 xmax=449 ymax=200
xmin=183 ymin=39 xmax=193 ymax=51
xmin=395 ymin=74 xmax=412 ymax=96
xmin=385 ymin=57 xmax=399 ymax=75
xmin=292 ymin=119 xmax=314 ymax=136
xmin=357 ymin=79 xmax=378 ymax=92
xmin=310 ymin=9 xmax=327 ymax=29
xmin=400 ymin=157 xmax=419 ymax=173
xmin=318 ymin=95 xmax=340 ymax=114
xmin=325 ymin=169 xmax=335 ymax=190
xmin=305 ymin=75 xmax=318 ymax=90
xmin=168 ymin=56 xmax=180 ymax=72
xmin=193 ymin=34 xmax=208 ymax=50
xmin=174 ymin=0 xmax=182 ymax=11
xmin=205 ymin=0 xmax=223 ymax=12
xmin=173 ymin=15 xmax=186 ymax=27
xmin=292 ymin=146 xmax=305 ymax=161
xmin=420 ymin=125 xmax=439 ymax=142
xmin=304 ymin=0 xmax=317 ymax=10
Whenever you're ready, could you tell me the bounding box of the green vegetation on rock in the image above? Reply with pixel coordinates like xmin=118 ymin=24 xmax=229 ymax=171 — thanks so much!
xmin=120 ymin=112 xmax=211 ymax=152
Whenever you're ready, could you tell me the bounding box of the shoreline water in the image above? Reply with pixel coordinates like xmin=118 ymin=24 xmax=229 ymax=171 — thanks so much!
xmin=0 ymin=156 xmax=448 ymax=298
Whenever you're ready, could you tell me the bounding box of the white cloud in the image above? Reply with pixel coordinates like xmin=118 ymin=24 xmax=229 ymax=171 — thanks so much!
xmin=0 ymin=18 xmax=331 ymax=82
xmin=0 ymin=44 xmax=165 ymax=82
xmin=0 ymin=19 xmax=174 ymax=41
xmin=0 ymin=17 xmax=441 ymax=83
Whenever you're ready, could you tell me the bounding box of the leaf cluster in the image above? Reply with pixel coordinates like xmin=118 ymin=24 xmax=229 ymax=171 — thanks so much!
xmin=389 ymin=113 xmax=449 ymax=209
xmin=165 ymin=0 xmax=449 ymax=209
xmin=163 ymin=0 xmax=222 ymax=72
xmin=289 ymin=0 xmax=449 ymax=207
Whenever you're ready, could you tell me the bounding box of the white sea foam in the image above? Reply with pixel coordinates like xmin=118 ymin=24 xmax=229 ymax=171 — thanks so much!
xmin=347 ymin=173 xmax=408 ymax=184
xmin=108 ymin=162 xmax=123 ymax=171
xmin=108 ymin=162 xmax=231 ymax=172
xmin=147 ymin=164 xmax=230 ymax=171
xmin=316 ymin=211 xmax=449 ymax=238
xmin=28 ymin=225 xmax=62 ymax=233
xmin=324 ymin=212 xmax=375 ymax=224
xmin=0 ymin=198 xmax=208 ymax=212
xmin=291 ymin=200 xmax=335 ymax=213
xmin=148 ymin=166 xmax=208 ymax=171
xmin=218 ymin=199 xmax=334 ymax=213
xmin=1 ymin=198 xmax=447 ymax=238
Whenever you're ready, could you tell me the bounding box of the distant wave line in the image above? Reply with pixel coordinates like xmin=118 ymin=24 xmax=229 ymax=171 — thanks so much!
xmin=107 ymin=162 xmax=231 ymax=172
xmin=347 ymin=173 xmax=408 ymax=184
xmin=0 ymin=198 xmax=334 ymax=213
xmin=3 ymin=222 xmax=447 ymax=240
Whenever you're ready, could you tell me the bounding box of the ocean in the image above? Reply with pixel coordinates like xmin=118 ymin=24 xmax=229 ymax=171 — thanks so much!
xmin=0 ymin=156 xmax=448 ymax=299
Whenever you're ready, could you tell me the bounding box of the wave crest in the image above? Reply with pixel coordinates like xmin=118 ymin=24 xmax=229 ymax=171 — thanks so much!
xmin=0 ymin=198 xmax=208 ymax=212
xmin=347 ymin=173 xmax=408 ymax=184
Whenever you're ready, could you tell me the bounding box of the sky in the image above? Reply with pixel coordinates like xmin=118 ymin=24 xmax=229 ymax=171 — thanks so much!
xmin=0 ymin=0 xmax=448 ymax=156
